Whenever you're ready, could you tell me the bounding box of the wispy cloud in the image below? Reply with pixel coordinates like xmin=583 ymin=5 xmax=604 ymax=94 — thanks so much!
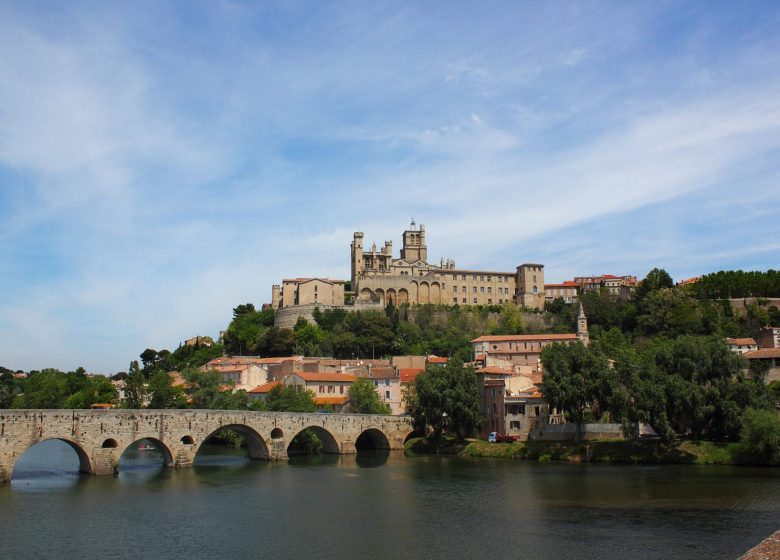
xmin=1 ymin=1 xmax=778 ymax=372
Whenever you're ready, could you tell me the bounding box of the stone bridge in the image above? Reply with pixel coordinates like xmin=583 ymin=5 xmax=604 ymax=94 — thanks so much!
xmin=0 ymin=409 xmax=415 ymax=483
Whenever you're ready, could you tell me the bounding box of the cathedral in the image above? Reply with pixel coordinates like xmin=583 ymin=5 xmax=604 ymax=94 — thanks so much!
xmin=271 ymin=222 xmax=545 ymax=310
xmin=350 ymin=221 xmax=545 ymax=308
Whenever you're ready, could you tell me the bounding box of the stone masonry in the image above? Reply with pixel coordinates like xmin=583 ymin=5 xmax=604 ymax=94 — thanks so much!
xmin=0 ymin=409 xmax=414 ymax=483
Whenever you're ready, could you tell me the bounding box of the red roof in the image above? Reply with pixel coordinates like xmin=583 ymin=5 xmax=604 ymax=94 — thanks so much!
xmin=248 ymin=381 xmax=282 ymax=394
xmin=726 ymin=338 xmax=757 ymax=346
xmin=544 ymin=282 xmax=579 ymax=288
xmin=472 ymin=334 xmax=578 ymax=343
xmin=314 ymin=396 xmax=349 ymax=405
xmin=399 ymin=368 xmax=424 ymax=383
xmin=477 ymin=367 xmax=514 ymax=375
xmin=427 ymin=356 xmax=449 ymax=364
xmin=744 ymin=348 xmax=780 ymax=359
xmin=292 ymin=371 xmax=356 ymax=382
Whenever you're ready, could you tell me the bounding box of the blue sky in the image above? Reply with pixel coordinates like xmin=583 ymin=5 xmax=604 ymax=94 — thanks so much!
xmin=1 ymin=1 xmax=779 ymax=373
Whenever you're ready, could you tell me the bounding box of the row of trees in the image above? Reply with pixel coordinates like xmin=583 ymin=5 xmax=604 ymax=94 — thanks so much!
xmin=692 ymin=270 xmax=780 ymax=300
xmin=549 ymin=269 xmax=780 ymax=343
xmin=3 ymin=367 xmax=117 ymax=409
xmin=541 ymin=333 xmax=775 ymax=443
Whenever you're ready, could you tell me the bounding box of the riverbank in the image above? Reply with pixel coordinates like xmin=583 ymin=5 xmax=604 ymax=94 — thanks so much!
xmin=406 ymin=437 xmax=776 ymax=466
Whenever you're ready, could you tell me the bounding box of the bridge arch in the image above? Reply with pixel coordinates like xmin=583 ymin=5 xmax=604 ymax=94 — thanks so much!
xmin=288 ymin=426 xmax=340 ymax=455
xmin=355 ymin=428 xmax=391 ymax=451
xmin=11 ymin=438 xmax=93 ymax=479
xmin=198 ymin=424 xmax=269 ymax=460
xmin=120 ymin=437 xmax=174 ymax=468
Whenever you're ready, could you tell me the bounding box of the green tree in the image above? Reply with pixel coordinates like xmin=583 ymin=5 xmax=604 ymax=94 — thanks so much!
xmin=540 ymin=343 xmax=615 ymax=441
xmin=147 ymin=370 xmax=187 ymax=409
xmin=183 ymin=369 xmax=232 ymax=409
xmin=347 ymin=378 xmax=391 ymax=415
xmin=12 ymin=369 xmax=69 ymax=409
xmin=265 ymin=384 xmax=317 ymax=412
xmin=124 ymin=360 xmax=147 ymax=409
xmin=737 ymin=409 xmax=780 ymax=464
xmin=410 ymin=359 xmax=481 ymax=448
xmin=63 ymin=375 xmax=117 ymax=408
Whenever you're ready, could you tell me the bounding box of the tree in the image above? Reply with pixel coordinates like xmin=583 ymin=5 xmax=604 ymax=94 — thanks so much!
xmin=63 ymin=375 xmax=117 ymax=408
xmin=183 ymin=369 xmax=231 ymax=409
xmin=265 ymin=384 xmax=317 ymax=412
xmin=410 ymin=359 xmax=482 ymax=448
xmin=737 ymin=409 xmax=780 ymax=464
xmin=541 ymin=342 xmax=616 ymax=441
xmin=124 ymin=360 xmax=147 ymax=409
xmin=347 ymin=378 xmax=391 ymax=415
xmin=13 ymin=369 xmax=69 ymax=409
xmin=147 ymin=370 xmax=187 ymax=409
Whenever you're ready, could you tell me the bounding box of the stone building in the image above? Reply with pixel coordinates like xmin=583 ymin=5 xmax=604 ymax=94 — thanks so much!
xmin=350 ymin=222 xmax=546 ymax=308
xmin=271 ymin=278 xmax=345 ymax=309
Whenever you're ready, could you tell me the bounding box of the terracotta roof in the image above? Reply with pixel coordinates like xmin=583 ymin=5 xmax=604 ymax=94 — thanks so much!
xmin=282 ymin=277 xmax=344 ymax=284
xmin=427 ymin=356 xmax=449 ymax=364
xmin=314 ymin=396 xmax=349 ymax=405
xmin=292 ymin=371 xmax=356 ymax=382
xmin=399 ymin=368 xmax=424 ymax=383
xmin=477 ymin=367 xmax=515 ymax=375
xmin=744 ymin=348 xmax=780 ymax=359
xmin=544 ymin=282 xmax=579 ymax=288
xmin=726 ymin=338 xmax=757 ymax=346
xmin=248 ymin=381 xmax=282 ymax=394
xmin=472 ymin=334 xmax=578 ymax=343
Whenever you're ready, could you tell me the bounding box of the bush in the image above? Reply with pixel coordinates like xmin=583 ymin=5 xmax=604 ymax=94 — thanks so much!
xmin=737 ymin=409 xmax=780 ymax=465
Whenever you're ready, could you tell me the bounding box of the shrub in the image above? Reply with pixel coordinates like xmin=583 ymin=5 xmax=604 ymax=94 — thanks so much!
xmin=737 ymin=409 xmax=780 ymax=465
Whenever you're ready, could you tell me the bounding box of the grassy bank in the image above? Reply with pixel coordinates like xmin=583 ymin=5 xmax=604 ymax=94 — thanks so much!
xmin=406 ymin=437 xmax=762 ymax=466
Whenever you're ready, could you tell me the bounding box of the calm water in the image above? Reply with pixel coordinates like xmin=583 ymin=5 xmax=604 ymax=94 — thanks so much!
xmin=1 ymin=440 xmax=779 ymax=560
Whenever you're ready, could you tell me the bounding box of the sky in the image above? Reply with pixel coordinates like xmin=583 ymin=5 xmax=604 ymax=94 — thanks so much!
xmin=1 ymin=1 xmax=779 ymax=374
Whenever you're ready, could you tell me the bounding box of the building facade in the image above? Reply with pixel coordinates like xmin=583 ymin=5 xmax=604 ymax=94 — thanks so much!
xmin=350 ymin=222 xmax=546 ymax=309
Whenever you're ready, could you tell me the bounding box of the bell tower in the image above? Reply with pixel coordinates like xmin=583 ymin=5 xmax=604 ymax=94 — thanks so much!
xmin=400 ymin=220 xmax=428 ymax=263
xmin=577 ymin=303 xmax=590 ymax=345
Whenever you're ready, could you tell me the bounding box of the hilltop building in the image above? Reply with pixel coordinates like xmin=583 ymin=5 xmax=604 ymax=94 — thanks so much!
xmin=350 ymin=221 xmax=545 ymax=308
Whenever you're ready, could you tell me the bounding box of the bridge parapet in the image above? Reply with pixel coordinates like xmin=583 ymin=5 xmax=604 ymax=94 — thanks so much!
xmin=0 ymin=410 xmax=414 ymax=483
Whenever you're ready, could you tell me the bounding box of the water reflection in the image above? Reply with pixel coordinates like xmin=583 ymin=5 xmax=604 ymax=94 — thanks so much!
xmin=5 ymin=442 xmax=780 ymax=560
xmin=11 ymin=439 xmax=89 ymax=492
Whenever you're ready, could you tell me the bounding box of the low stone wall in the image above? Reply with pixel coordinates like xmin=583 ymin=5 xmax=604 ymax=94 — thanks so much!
xmin=739 ymin=529 xmax=780 ymax=559
xmin=531 ymin=423 xmax=625 ymax=441
xmin=274 ymin=302 xmax=383 ymax=329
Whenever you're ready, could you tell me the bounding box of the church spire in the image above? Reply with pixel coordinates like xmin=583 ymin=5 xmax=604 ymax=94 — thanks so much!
xmin=577 ymin=303 xmax=589 ymax=345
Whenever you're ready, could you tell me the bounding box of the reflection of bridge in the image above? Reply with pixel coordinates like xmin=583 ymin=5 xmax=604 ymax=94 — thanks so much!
xmin=0 ymin=410 xmax=414 ymax=482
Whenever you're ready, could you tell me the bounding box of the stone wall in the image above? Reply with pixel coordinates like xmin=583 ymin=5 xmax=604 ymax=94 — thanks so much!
xmin=0 ymin=410 xmax=413 ymax=483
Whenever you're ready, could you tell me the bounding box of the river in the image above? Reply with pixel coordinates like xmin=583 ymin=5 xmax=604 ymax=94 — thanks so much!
xmin=0 ymin=439 xmax=778 ymax=560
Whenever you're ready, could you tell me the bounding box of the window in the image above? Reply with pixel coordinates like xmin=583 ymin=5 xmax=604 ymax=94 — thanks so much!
xmin=498 ymin=276 xmax=502 ymax=282
xmin=462 ymin=286 xmax=466 ymax=293
xmin=487 ymin=275 xmax=491 ymax=281
xmin=328 ymin=385 xmax=335 ymax=394
xmin=462 ymin=274 xmax=466 ymax=280
xmin=499 ymin=299 xmax=503 ymax=304
xmin=488 ymin=299 xmax=492 ymax=304
xmin=472 ymin=275 xmax=477 ymax=280
xmin=453 ymin=285 xmax=457 ymax=292
xmin=374 ymin=380 xmax=379 ymax=386
xmin=480 ymin=287 xmax=484 ymax=293
xmin=473 ymin=298 xmax=477 ymax=303
xmin=505 ymin=287 xmax=509 ymax=294
xmin=488 ymin=287 xmax=492 ymax=294
xmin=534 ymin=406 xmax=540 ymax=416
xmin=339 ymin=385 xmax=344 ymax=394
xmin=453 ymin=298 xmax=458 ymax=304
xmin=473 ymin=286 xmax=477 ymax=293
xmin=319 ymin=385 xmax=324 ymax=393
xmin=480 ymin=275 xmax=484 ymax=281
xmin=385 ymin=379 xmax=390 ymax=386
xmin=510 ymin=421 xmax=521 ymax=429
xmin=385 ymin=390 xmax=391 ymax=399
xmin=462 ymin=298 xmax=467 ymax=303
xmin=533 ymin=275 xmax=537 ymax=282
xmin=492 ymin=403 xmax=497 ymax=413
